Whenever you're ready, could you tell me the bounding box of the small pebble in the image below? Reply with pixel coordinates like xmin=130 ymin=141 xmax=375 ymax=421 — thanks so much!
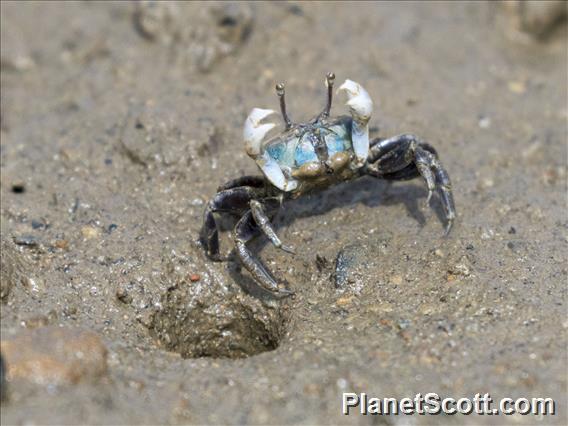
xmin=116 ymin=286 xmax=132 ymax=304
xmin=21 ymin=313 xmax=53 ymax=329
xmin=508 ymin=80 xmax=526 ymax=94
xmin=449 ymin=256 xmax=472 ymax=277
xmin=334 ymin=245 xmax=366 ymax=289
xmin=478 ymin=116 xmax=491 ymax=129
xmin=2 ymin=54 xmax=35 ymax=72
xmin=189 ymin=274 xmax=201 ymax=282
xmin=31 ymin=219 xmax=47 ymax=230
xmin=53 ymin=239 xmax=69 ymax=249
xmin=527 ymin=206 xmax=544 ymax=220
xmin=63 ymin=305 xmax=78 ymax=317
xmin=479 ymin=178 xmax=494 ymax=189
xmin=13 ymin=235 xmax=38 ymax=247
xmin=335 ymin=296 xmax=353 ymax=307
xmin=390 ymin=275 xmax=403 ymax=285
xmin=81 ymin=226 xmax=100 ymax=239
xmin=1 ymin=327 xmax=108 ymax=386
xmin=497 ymin=204 xmax=512 ymax=216
xmin=541 ymin=166 xmax=565 ymax=185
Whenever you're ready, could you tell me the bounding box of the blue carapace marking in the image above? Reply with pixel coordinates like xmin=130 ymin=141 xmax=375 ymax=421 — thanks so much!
xmin=326 ymin=134 xmax=345 ymax=155
xmin=294 ymin=140 xmax=317 ymax=166
xmin=266 ymin=143 xmax=286 ymax=162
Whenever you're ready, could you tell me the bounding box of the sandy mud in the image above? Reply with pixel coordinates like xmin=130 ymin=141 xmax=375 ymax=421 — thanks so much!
xmin=1 ymin=2 xmax=566 ymax=424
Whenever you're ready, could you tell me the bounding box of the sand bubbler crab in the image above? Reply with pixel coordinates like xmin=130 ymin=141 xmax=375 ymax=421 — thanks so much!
xmin=201 ymin=73 xmax=456 ymax=298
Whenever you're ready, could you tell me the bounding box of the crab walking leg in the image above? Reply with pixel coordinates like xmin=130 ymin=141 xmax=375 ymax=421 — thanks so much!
xmin=365 ymin=134 xmax=426 ymax=182
xmin=217 ymin=175 xmax=266 ymax=191
xmin=201 ymin=186 xmax=260 ymax=260
xmin=202 ymin=205 xmax=220 ymax=260
xmin=367 ymin=134 xmax=420 ymax=168
xmin=234 ymin=211 xmax=294 ymax=297
xmin=250 ymin=199 xmax=296 ymax=254
xmin=365 ymin=134 xmax=456 ymax=234
xmin=421 ymin=148 xmax=456 ymax=235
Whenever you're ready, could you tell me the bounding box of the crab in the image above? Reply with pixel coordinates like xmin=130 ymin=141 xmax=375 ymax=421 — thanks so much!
xmin=201 ymin=73 xmax=455 ymax=298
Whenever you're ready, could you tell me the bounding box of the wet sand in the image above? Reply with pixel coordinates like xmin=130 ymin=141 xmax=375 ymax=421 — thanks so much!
xmin=1 ymin=2 xmax=567 ymax=424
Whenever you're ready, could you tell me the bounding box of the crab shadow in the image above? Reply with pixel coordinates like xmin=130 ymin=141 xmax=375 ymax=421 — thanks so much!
xmin=223 ymin=176 xmax=447 ymax=298
xmin=281 ymin=177 xmax=443 ymax=225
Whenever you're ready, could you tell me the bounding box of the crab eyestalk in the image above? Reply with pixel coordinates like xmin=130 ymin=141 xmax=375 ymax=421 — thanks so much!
xmin=276 ymin=83 xmax=292 ymax=129
xmin=322 ymin=72 xmax=335 ymax=119
xmin=338 ymin=79 xmax=373 ymax=165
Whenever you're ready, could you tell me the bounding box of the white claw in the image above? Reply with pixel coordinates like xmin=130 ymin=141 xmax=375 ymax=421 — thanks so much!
xmin=243 ymin=108 xmax=277 ymax=157
xmin=338 ymin=79 xmax=374 ymax=165
xmin=338 ymin=79 xmax=373 ymax=120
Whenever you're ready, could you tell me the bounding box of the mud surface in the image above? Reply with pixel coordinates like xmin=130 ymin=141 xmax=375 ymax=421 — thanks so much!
xmin=1 ymin=2 xmax=567 ymax=425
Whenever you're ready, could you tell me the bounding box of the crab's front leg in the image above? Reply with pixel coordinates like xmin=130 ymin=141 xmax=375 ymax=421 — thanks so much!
xmin=338 ymin=79 xmax=373 ymax=166
xmin=365 ymin=134 xmax=456 ymax=234
xmin=202 ymin=186 xmax=261 ymax=260
xmin=234 ymin=209 xmax=294 ymax=298
xmin=250 ymin=198 xmax=295 ymax=254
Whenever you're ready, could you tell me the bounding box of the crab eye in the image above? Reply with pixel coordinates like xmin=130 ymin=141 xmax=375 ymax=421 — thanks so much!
xmin=294 ymin=139 xmax=317 ymax=166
